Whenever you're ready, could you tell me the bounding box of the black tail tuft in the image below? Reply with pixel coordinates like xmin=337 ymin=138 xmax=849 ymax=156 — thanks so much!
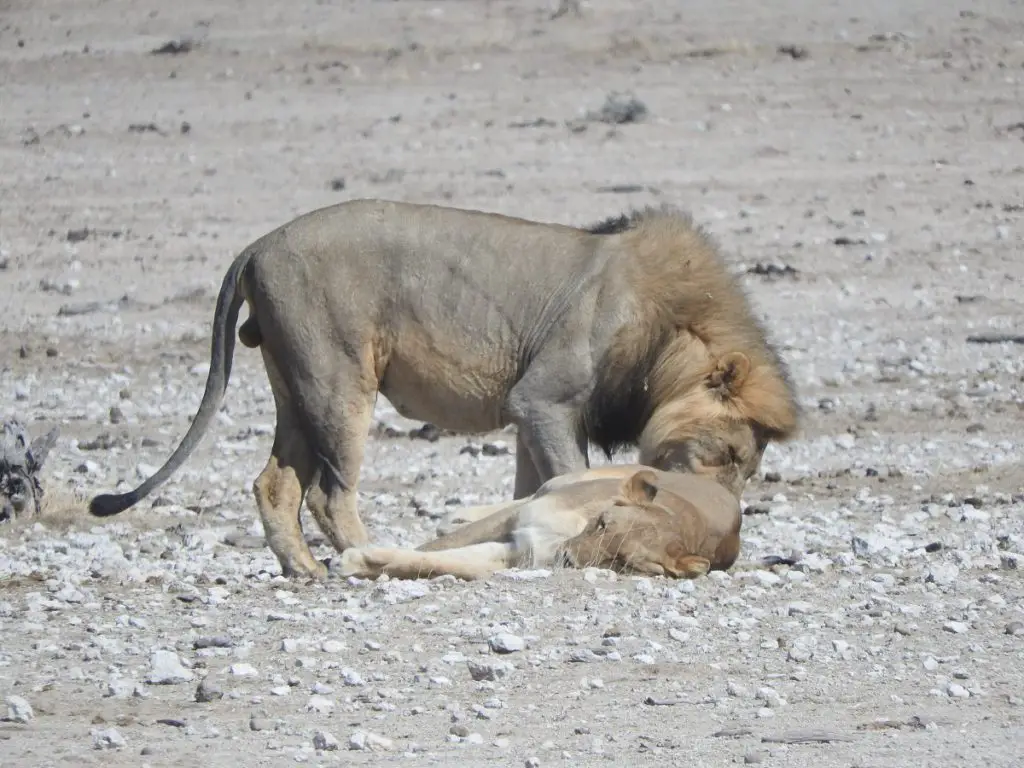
xmin=89 ymin=492 xmax=138 ymax=517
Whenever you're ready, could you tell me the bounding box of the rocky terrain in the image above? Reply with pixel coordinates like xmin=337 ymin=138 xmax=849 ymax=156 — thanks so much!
xmin=1 ymin=0 xmax=1022 ymax=766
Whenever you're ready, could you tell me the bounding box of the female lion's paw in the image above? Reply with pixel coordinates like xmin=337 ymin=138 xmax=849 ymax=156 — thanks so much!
xmin=336 ymin=547 xmax=372 ymax=577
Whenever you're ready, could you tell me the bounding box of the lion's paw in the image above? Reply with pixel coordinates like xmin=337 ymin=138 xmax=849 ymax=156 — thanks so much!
xmin=336 ymin=547 xmax=374 ymax=577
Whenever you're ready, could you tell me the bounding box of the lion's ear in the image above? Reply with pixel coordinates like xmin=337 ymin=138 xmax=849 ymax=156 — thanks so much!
xmin=707 ymin=352 xmax=751 ymax=400
xmin=621 ymin=470 xmax=659 ymax=503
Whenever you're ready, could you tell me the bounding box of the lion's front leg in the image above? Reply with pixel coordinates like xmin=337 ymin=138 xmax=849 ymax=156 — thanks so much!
xmin=507 ymin=381 xmax=590 ymax=495
xmin=337 ymin=542 xmax=516 ymax=580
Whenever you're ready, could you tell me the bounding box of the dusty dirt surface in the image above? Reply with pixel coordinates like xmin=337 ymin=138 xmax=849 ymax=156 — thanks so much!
xmin=2 ymin=0 xmax=1023 ymax=766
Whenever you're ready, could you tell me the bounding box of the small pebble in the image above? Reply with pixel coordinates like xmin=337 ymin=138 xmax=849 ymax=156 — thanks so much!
xmin=313 ymin=730 xmax=340 ymax=751
xmin=91 ymin=727 xmax=126 ymax=750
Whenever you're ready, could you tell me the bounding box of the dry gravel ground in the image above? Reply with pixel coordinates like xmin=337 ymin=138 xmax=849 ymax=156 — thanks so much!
xmin=2 ymin=0 xmax=1023 ymax=766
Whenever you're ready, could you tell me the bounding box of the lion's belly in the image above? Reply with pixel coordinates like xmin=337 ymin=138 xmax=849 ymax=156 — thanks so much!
xmin=380 ymin=348 xmax=513 ymax=434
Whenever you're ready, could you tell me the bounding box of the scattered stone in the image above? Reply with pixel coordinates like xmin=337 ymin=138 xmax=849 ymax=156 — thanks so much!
xmin=644 ymin=695 xmax=686 ymax=706
xmin=947 ymin=683 xmax=970 ymax=699
xmin=321 ymin=639 xmax=345 ymax=654
xmin=585 ymin=91 xmax=648 ymax=124
xmin=348 ymin=731 xmax=394 ymax=752
xmin=313 ymin=730 xmax=340 ymax=751
xmin=91 ymin=727 xmax=126 ymax=749
xmin=306 ymin=695 xmax=335 ymax=713
xmin=926 ymin=563 xmax=959 ymax=586
xmin=340 ymin=667 xmax=365 ymax=686
xmin=467 ymin=660 xmax=514 ymax=681
xmin=726 ymin=681 xmax=751 ymax=698
xmin=777 ymin=44 xmax=810 ymax=59
xmin=966 ymin=332 xmax=1024 ymax=345
xmin=943 ymin=621 xmax=969 ymax=635
xmin=193 ymin=636 xmax=233 ymax=650
xmin=195 ymin=677 xmax=224 ymax=702
xmin=151 ymin=38 xmax=197 ymax=55
xmin=249 ymin=715 xmax=278 ymax=732
xmin=1005 ymin=621 xmax=1024 ymax=636
xmin=762 ymin=730 xmax=853 ymax=744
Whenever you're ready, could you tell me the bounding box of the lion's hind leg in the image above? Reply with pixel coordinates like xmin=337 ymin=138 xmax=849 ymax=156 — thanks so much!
xmin=338 ymin=542 xmax=514 ymax=580
xmin=302 ymin=373 xmax=376 ymax=556
xmin=253 ymin=406 xmax=324 ymax=579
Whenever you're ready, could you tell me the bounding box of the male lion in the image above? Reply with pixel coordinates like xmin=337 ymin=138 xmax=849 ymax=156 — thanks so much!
xmin=336 ymin=465 xmax=742 ymax=581
xmin=89 ymin=199 xmax=797 ymax=579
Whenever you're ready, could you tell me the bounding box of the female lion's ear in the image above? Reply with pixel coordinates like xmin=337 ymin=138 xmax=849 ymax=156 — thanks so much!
xmin=670 ymin=555 xmax=711 ymax=579
xmin=621 ymin=470 xmax=659 ymax=503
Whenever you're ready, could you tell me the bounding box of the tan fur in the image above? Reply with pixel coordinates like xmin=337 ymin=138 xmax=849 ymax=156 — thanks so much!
xmin=87 ymin=199 xmax=796 ymax=580
xmin=336 ymin=465 xmax=742 ymax=581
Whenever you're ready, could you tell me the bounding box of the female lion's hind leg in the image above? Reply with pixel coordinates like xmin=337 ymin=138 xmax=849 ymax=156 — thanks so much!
xmin=434 ymin=500 xmax=517 ymax=538
xmin=338 ymin=542 xmax=515 ymax=581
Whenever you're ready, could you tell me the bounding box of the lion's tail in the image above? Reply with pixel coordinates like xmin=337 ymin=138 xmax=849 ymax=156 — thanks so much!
xmin=89 ymin=249 xmax=251 ymax=517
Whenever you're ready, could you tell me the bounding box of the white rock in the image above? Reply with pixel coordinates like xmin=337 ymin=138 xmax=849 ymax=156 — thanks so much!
xmin=726 ymin=681 xmax=750 ymax=698
xmin=752 ymin=571 xmax=781 ymax=587
xmin=307 ymin=695 xmax=335 ymax=713
xmin=230 ymin=663 xmax=259 ymax=677
xmin=756 ymin=687 xmax=785 ymax=707
xmin=105 ymin=678 xmax=145 ymax=699
xmin=835 ymin=433 xmax=856 ymax=450
xmin=321 ymin=639 xmax=345 ymax=654
xmin=148 ymin=650 xmax=194 ymax=684
xmin=943 ymin=621 xmax=969 ymax=634
xmin=926 ymin=563 xmax=959 ymax=586
xmin=489 ymin=633 xmax=525 ymax=654
xmin=947 ymin=682 xmax=970 ymax=699
xmin=5 ymin=695 xmax=33 ymax=723
xmin=341 ymin=667 xmax=365 ymax=686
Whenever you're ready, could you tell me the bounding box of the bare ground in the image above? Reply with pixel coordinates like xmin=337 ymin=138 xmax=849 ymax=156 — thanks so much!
xmin=1 ymin=0 xmax=1023 ymax=766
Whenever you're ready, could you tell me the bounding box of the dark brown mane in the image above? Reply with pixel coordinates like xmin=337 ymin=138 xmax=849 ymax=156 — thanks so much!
xmin=579 ymin=205 xmax=798 ymax=458
xmin=581 ymin=319 xmax=673 ymax=457
xmin=585 ymin=212 xmax=645 ymax=236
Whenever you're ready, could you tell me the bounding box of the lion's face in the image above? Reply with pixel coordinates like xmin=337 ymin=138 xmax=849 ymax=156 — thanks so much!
xmin=640 ymin=418 xmax=766 ymax=498
xmin=558 ymin=471 xmax=711 ymax=578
